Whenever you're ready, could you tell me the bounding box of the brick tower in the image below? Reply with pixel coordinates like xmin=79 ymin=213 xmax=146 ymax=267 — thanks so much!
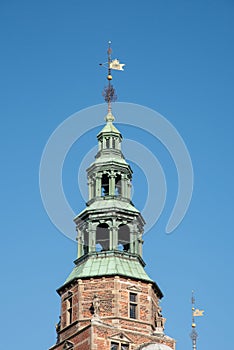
xmin=49 ymin=45 xmax=176 ymax=350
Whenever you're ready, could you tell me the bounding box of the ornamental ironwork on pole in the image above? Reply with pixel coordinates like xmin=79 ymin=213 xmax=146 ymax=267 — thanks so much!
xmin=100 ymin=41 xmax=125 ymax=114
xmin=190 ymin=291 xmax=204 ymax=350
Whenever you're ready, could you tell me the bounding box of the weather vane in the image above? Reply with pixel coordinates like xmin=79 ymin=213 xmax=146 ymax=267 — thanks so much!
xmin=190 ymin=291 xmax=204 ymax=350
xmin=100 ymin=41 xmax=125 ymax=114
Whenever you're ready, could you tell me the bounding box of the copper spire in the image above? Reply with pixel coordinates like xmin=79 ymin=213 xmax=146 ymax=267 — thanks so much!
xmin=190 ymin=291 xmax=204 ymax=350
xmin=100 ymin=41 xmax=125 ymax=118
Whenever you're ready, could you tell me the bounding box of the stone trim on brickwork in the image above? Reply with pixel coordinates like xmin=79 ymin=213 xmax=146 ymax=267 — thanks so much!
xmin=109 ymin=332 xmax=133 ymax=343
xmin=127 ymin=285 xmax=142 ymax=292
xmin=136 ymin=343 xmax=175 ymax=350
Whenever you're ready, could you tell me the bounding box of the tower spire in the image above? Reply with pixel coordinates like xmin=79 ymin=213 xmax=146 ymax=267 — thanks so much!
xmin=106 ymin=40 xmax=115 ymax=114
xmin=100 ymin=41 xmax=125 ymax=121
xmin=190 ymin=291 xmax=204 ymax=350
xmin=49 ymin=45 xmax=176 ymax=350
xmin=190 ymin=291 xmax=198 ymax=350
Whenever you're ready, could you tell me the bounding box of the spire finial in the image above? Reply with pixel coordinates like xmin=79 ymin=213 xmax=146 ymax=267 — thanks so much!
xmin=190 ymin=291 xmax=204 ymax=350
xmin=191 ymin=290 xmax=198 ymax=350
xmin=100 ymin=41 xmax=125 ymax=120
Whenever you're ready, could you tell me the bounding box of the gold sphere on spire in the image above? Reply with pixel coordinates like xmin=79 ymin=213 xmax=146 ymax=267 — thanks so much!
xmin=107 ymin=74 xmax=112 ymax=80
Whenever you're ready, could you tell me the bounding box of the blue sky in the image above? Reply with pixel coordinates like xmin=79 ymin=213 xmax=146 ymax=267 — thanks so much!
xmin=0 ymin=1 xmax=233 ymax=349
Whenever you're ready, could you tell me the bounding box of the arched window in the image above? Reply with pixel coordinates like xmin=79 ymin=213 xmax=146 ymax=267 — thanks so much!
xmin=96 ymin=223 xmax=109 ymax=251
xmin=101 ymin=174 xmax=109 ymax=196
xmin=115 ymin=174 xmax=121 ymax=196
xmin=118 ymin=224 xmax=130 ymax=252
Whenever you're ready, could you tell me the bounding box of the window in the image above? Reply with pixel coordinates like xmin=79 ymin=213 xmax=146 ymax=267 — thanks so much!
xmin=118 ymin=224 xmax=130 ymax=252
xmin=101 ymin=174 xmax=109 ymax=196
xmin=96 ymin=223 xmax=109 ymax=251
xmin=121 ymin=345 xmax=129 ymax=350
xmin=111 ymin=343 xmax=118 ymax=350
xmin=106 ymin=138 xmax=110 ymax=148
xmin=115 ymin=174 xmax=121 ymax=196
xmin=111 ymin=342 xmax=129 ymax=350
xmin=129 ymin=292 xmax=137 ymax=319
xmin=63 ymin=341 xmax=74 ymax=350
xmin=66 ymin=292 xmax=73 ymax=325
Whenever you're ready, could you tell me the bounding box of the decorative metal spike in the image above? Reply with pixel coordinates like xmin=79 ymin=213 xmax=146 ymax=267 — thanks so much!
xmin=102 ymin=84 xmax=117 ymax=104
xmin=190 ymin=328 xmax=198 ymax=341
xmin=191 ymin=290 xmax=195 ymax=305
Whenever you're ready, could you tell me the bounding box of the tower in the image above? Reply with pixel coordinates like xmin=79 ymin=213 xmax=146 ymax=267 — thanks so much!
xmin=49 ymin=44 xmax=176 ymax=350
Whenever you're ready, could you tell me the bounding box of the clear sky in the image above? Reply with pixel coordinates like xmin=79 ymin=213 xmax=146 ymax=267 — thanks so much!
xmin=0 ymin=1 xmax=233 ymax=349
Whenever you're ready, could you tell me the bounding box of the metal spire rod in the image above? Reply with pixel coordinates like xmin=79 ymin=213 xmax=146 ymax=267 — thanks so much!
xmin=107 ymin=41 xmax=114 ymax=113
xmin=190 ymin=291 xmax=198 ymax=350
xmin=100 ymin=41 xmax=117 ymax=114
xmin=100 ymin=41 xmax=125 ymax=116
xmin=107 ymin=40 xmax=112 ymax=76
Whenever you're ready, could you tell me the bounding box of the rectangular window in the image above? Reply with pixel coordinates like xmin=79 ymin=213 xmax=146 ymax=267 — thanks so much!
xmin=130 ymin=292 xmax=136 ymax=302
xmin=129 ymin=292 xmax=137 ymax=319
xmin=66 ymin=293 xmax=73 ymax=325
xmin=111 ymin=343 xmax=118 ymax=350
xmin=121 ymin=345 xmax=129 ymax=350
xmin=111 ymin=342 xmax=129 ymax=350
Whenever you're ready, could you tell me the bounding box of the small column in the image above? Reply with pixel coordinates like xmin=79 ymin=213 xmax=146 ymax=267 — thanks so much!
xmin=112 ymin=219 xmax=118 ymax=250
xmin=91 ymin=179 xmax=95 ymax=199
xmin=95 ymin=174 xmax=102 ymax=197
xmin=109 ymin=224 xmax=113 ymax=250
xmin=138 ymin=234 xmax=144 ymax=257
xmin=116 ymin=138 xmax=121 ymax=150
xmin=98 ymin=140 xmax=102 ymax=151
xmin=121 ymin=174 xmax=127 ymax=198
xmin=89 ymin=222 xmax=97 ymax=252
xmin=88 ymin=179 xmax=92 ymax=200
xmin=131 ymin=218 xmax=139 ymax=254
xmin=77 ymin=229 xmax=84 ymax=258
xmin=109 ymin=173 xmax=115 ymax=196
xmin=129 ymin=226 xmax=136 ymax=254
xmin=93 ymin=178 xmax=96 ymax=198
xmin=127 ymin=181 xmax=132 ymax=199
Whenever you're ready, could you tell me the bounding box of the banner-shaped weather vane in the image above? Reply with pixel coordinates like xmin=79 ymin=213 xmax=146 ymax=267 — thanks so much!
xmin=190 ymin=291 xmax=204 ymax=350
xmin=100 ymin=41 xmax=125 ymax=114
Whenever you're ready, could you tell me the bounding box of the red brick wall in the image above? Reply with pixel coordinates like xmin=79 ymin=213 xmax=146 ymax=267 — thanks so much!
xmin=50 ymin=275 xmax=176 ymax=350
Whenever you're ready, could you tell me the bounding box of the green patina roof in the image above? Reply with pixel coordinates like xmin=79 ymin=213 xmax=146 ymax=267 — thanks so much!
xmin=75 ymin=198 xmax=142 ymax=222
xmin=64 ymin=253 xmax=153 ymax=285
xmin=91 ymin=155 xmax=129 ymax=166
xmin=98 ymin=121 xmax=121 ymax=135
xmin=83 ymin=198 xmax=139 ymax=213
xmin=97 ymin=112 xmax=121 ymax=135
